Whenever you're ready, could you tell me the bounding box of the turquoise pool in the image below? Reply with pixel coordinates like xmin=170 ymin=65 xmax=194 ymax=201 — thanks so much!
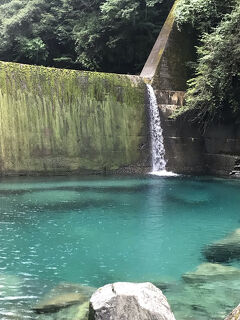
xmin=0 ymin=175 xmax=239 ymax=319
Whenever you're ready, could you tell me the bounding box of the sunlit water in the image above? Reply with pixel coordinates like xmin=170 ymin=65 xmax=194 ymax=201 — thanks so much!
xmin=0 ymin=175 xmax=240 ymax=319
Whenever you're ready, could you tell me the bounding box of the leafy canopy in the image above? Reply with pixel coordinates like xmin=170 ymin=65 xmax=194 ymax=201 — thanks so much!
xmin=0 ymin=0 xmax=174 ymax=73
xmin=174 ymin=0 xmax=240 ymax=125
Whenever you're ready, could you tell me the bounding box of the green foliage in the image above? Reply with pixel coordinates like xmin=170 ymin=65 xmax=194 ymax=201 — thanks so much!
xmin=74 ymin=0 xmax=174 ymax=73
xmin=16 ymin=37 xmax=48 ymax=64
xmin=0 ymin=0 xmax=174 ymax=73
xmin=174 ymin=0 xmax=240 ymax=126
xmin=175 ymin=0 xmax=235 ymax=33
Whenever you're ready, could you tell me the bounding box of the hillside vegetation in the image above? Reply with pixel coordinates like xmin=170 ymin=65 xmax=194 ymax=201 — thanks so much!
xmin=0 ymin=0 xmax=173 ymax=74
xmin=175 ymin=0 xmax=240 ymax=126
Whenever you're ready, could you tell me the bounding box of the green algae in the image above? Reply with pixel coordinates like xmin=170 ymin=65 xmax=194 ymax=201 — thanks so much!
xmin=0 ymin=61 xmax=147 ymax=175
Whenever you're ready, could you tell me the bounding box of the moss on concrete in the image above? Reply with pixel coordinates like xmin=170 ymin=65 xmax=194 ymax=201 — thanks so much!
xmin=0 ymin=61 xmax=147 ymax=175
xmin=151 ymin=22 xmax=196 ymax=91
xmin=141 ymin=0 xmax=195 ymax=91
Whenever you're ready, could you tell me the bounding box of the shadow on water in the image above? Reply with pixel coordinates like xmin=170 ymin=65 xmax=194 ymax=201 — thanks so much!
xmin=165 ymin=193 xmax=212 ymax=207
xmin=0 ymin=198 xmax=120 ymax=223
xmin=0 ymin=183 xmax=153 ymax=197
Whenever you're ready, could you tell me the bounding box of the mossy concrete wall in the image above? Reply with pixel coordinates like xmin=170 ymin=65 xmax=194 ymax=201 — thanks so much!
xmin=0 ymin=61 xmax=148 ymax=175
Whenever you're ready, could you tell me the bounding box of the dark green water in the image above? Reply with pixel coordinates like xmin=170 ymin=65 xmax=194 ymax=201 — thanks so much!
xmin=0 ymin=175 xmax=240 ymax=319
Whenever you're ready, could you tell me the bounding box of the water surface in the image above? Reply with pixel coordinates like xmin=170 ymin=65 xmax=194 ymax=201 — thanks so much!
xmin=0 ymin=175 xmax=240 ymax=319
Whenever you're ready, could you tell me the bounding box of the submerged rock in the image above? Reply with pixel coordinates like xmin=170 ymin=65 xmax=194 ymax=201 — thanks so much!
xmin=166 ymin=278 xmax=240 ymax=320
xmin=89 ymin=282 xmax=176 ymax=320
xmin=74 ymin=301 xmax=89 ymax=320
xmin=36 ymin=301 xmax=89 ymax=320
xmin=33 ymin=292 xmax=85 ymax=313
xmin=225 ymin=304 xmax=240 ymax=320
xmin=203 ymin=229 xmax=240 ymax=262
xmin=182 ymin=263 xmax=240 ymax=283
xmin=52 ymin=282 xmax=96 ymax=298
xmin=168 ymin=283 xmax=235 ymax=320
xmin=153 ymin=280 xmax=176 ymax=292
xmin=33 ymin=282 xmax=95 ymax=314
xmin=167 ymin=263 xmax=240 ymax=319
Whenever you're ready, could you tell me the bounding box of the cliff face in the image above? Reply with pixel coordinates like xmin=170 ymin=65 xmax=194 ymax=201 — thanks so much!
xmin=0 ymin=61 xmax=149 ymax=175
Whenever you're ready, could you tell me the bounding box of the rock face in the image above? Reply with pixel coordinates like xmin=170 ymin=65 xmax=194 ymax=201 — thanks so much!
xmin=203 ymin=229 xmax=240 ymax=263
xmin=182 ymin=263 xmax=240 ymax=283
xmin=225 ymin=304 xmax=240 ymax=320
xmin=89 ymin=282 xmax=176 ymax=320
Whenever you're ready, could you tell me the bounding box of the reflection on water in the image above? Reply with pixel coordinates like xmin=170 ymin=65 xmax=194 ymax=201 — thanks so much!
xmin=0 ymin=175 xmax=240 ymax=319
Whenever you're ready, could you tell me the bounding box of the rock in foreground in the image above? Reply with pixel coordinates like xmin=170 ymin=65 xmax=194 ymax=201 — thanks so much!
xmin=89 ymin=282 xmax=176 ymax=320
xmin=225 ymin=304 xmax=240 ymax=320
xmin=203 ymin=229 xmax=240 ymax=263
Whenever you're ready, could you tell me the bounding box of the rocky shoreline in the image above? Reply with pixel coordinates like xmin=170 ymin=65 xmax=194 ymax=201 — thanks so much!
xmin=29 ymin=280 xmax=239 ymax=320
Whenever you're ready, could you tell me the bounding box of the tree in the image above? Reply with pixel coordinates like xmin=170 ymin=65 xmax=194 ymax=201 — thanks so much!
xmin=175 ymin=0 xmax=236 ymax=33
xmin=0 ymin=0 xmax=174 ymax=73
xmin=174 ymin=0 xmax=240 ymax=126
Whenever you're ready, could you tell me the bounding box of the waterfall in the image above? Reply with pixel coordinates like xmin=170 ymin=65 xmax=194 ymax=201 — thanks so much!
xmin=147 ymin=84 xmax=177 ymax=176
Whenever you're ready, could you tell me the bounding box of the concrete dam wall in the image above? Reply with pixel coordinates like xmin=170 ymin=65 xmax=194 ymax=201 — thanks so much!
xmin=142 ymin=0 xmax=240 ymax=176
xmin=0 ymin=61 xmax=149 ymax=175
xmin=0 ymin=0 xmax=238 ymax=177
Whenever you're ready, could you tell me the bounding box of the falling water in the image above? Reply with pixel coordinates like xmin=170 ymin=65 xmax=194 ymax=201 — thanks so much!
xmin=147 ymin=84 xmax=177 ymax=176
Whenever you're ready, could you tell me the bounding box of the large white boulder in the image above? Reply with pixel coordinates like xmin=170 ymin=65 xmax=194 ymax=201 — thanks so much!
xmin=89 ymin=282 xmax=176 ymax=320
xmin=225 ymin=304 xmax=240 ymax=320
